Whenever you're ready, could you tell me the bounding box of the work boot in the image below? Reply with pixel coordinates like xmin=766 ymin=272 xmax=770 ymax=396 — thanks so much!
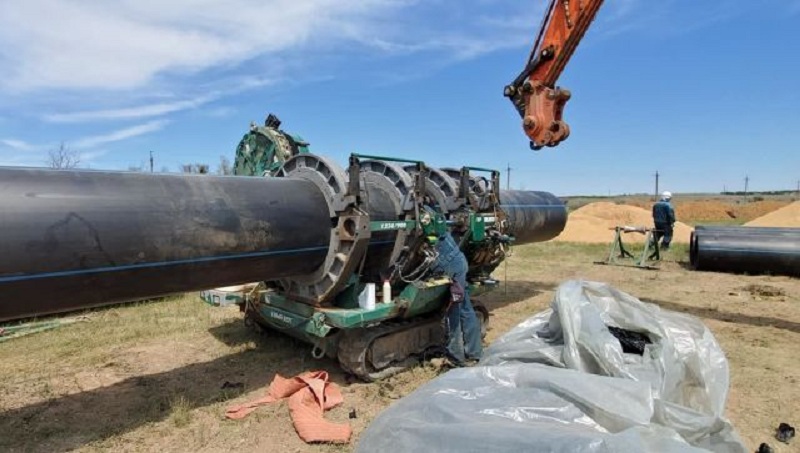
xmin=430 ymin=357 xmax=461 ymax=370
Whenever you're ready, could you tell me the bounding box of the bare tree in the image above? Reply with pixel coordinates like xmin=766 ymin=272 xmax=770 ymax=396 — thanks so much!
xmin=217 ymin=155 xmax=233 ymax=175
xmin=180 ymin=163 xmax=210 ymax=174
xmin=47 ymin=142 xmax=80 ymax=169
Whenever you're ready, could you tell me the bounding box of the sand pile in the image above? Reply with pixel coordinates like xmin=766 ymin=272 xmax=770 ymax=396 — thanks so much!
xmin=624 ymin=199 xmax=790 ymax=224
xmin=674 ymin=201 xmax=735 ymax=223
xmin=744 ymin=201 xmax=800 ymax=227
xmin=553 ymin=202 xmax=693 ymax=243
xmin=731 ymin=200 xmax=791 ymax=221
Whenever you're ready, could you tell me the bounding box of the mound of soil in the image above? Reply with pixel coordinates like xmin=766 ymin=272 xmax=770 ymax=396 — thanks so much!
xmin=733 ymin=200 xmax=792 ymax=221
xmin=553 ymin=202 xmax=693 ymax=243
xmin=626 ymin=197 xmax=789 ymax=223
xmin=744 ymin=201 xmax=800 ymax=227
xmin=674 ymin=201 xmax=737 ymax=223
xmin=625 ymin=200 xmax=790 ymax=224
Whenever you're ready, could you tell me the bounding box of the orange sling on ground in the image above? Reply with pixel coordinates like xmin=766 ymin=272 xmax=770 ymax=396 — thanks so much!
xmin=225 ymin=370 xmax=351 ymax=444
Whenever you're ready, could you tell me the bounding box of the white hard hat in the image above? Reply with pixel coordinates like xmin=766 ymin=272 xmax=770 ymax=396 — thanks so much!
xmin=662 ymin=191 xmax=672 ymax=200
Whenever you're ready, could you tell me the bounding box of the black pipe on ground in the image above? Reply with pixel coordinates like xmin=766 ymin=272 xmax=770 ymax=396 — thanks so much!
xmin=694 ymin=225 xmax=800 ymax=234
xmin=690 ymin=226 xmax=800 ymax=276
xmin=499 ymin=190 xmax=568 ymax=244
xmin=0 ymin=168 xmax=332 ymax=321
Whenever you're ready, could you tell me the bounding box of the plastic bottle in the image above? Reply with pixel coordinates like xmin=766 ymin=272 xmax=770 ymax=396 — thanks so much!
xmin=382 ymin=280 xmax=392 ymax=303
xmin=365 ymin=283 xmax=376 ymax=310
xmin=358 ymin=283 xmax=376 ymax=310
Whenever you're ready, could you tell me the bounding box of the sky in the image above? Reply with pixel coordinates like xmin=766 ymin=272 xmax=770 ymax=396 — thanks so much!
xmin=0 ymin=0 xmax=798 ymax=196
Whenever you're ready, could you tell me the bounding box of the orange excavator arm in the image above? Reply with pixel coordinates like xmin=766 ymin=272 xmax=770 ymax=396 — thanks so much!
xmin=504 ymin=0 xmax=605 ymax=150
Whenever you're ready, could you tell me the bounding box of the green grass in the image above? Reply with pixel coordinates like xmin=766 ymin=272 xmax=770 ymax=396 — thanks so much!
xmin=0 ymin=294 xmax=245 ymax=381
xmin=168 ymin=395 xmax=194 ymax=428
xmin=513 ymin=241 xmax=690 ymax=268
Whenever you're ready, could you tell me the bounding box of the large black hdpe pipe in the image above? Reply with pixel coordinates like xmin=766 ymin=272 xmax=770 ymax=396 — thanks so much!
xmin=0 ymin=166 xmax=569 ymax=321
xmin=0 ymin=168 xmax=332 ymax=321
xmin=499 ymin=190 xmax=567 ymax=244
xmin=690 ymin=225 xmax=800 ymax=276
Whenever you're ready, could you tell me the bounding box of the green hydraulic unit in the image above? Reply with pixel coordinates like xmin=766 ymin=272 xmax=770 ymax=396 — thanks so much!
xmin=192 ymin=115 xmax=568 ymax=381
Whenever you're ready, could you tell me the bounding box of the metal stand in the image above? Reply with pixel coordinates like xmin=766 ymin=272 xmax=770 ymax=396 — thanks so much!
xmin=596 ymin=226 xmax=661 ymax=269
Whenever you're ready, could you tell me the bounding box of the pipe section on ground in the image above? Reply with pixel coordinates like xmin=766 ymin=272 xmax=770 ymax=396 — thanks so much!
xmin=0 ymin=168 xmax=331 ymax=321
xmin=690 ymin=226 xmax=800 ymax=276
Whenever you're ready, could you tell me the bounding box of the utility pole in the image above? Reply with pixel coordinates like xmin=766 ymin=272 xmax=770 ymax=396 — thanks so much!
xmin=654 ymin=171 xmax=660 ymax=201
xmin=149 ymin=151 xmax=154 ymax=173
xmin=506 ymin=163 xmax=511 ymax=191
xmin=743 ymin=175 xmax=749 ymax=202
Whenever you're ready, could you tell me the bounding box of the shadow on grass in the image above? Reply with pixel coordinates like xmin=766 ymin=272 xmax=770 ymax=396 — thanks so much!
xmin=645 ymin=297 xmax=800 ymax=334
xmin=207 ymin=318 xmax=259 ymax=347
xmin=2 ymin=296 xmax=175 ymax=326
xmin=0 ymin=333 xmax=348 ymax=453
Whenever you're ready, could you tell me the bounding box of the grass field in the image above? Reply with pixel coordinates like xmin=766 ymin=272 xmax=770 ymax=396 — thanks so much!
xmin=1 ymin=242 xmax=798 ymax=452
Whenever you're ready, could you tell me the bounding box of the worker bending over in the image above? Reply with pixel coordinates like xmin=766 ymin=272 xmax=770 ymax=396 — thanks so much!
xmin=652 ymin=191 xmax=676 ymax=250
xmin=422 ymin=205 xmax=483 ymax=366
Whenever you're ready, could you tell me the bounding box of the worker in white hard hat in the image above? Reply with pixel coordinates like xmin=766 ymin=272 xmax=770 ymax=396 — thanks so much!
xmin=652 ymin=191 xmax=676 ymax=250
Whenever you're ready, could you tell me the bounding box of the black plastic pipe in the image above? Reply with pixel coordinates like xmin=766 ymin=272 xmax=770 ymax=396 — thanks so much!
xmin=690 ymin=226 xmax=800 ymax=276
xmin=694 ymin=225 xmax=800 ymax=234
xmin=0 ymin=168 xmax=332 ymax=321
xmin=499 ymin=190 xmax=568 ymax=244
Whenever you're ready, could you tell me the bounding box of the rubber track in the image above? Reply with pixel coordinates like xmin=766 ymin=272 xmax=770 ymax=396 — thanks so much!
xmin=337 ymin=315 xmax=443 ymax=382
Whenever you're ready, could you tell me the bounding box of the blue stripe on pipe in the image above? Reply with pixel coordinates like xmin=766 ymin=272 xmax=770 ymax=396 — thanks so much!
xmin=0 ymin=245 xmax=331 ymax=283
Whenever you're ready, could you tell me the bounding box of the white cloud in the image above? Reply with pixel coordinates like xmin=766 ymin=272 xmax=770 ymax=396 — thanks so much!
xmin=78 ymin=149 xmax=109 ymax=163
xmin=73 ymin=120 xmax=169 ymax=148
xmin=594 ymin=0 xmax=750 ymax=37
xmin=1 ymin=121 xmax=165 ymax=167
xmin=200 ymin=106 xmax=237 ymax=118
xmin=42 ymin=76 xmax=276 ymax=123
xmin=0 ymin=139 xmax=38 ymax=151
xmin=0 ymin=0 xmax=405 ymax=93
xmin=44 ymin=96 xmax=213 ymax=123
xmin=0 ymin=1 xmax=547 ymax=96
xmin=0 ymin=1 xmax=550 ymax=131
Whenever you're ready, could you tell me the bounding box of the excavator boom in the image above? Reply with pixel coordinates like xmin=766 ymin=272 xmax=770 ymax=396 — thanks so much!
xmin=505 ymin=0 xmax=605 ymax=149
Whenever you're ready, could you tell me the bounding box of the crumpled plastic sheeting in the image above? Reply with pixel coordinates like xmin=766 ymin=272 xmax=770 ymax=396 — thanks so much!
xmin=357 ymin=280 xmax=746 ymax=453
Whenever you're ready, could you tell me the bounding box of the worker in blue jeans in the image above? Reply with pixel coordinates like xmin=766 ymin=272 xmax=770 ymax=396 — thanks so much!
xmin=430 ymin=230 xmax=483 ymax=366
